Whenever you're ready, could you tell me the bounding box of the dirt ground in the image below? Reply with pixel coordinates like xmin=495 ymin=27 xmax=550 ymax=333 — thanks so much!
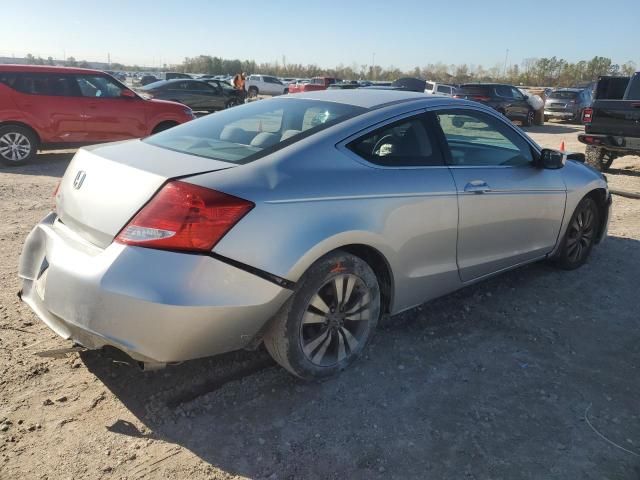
xmin=1 ymin=122 xmax=639 ymax=480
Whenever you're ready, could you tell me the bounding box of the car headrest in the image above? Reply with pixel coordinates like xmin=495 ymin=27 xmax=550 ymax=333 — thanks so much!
xmin=250 ymin=132 xmax=280 ymax=148
xmin=281 ymin=129 xmax=302 ymax=140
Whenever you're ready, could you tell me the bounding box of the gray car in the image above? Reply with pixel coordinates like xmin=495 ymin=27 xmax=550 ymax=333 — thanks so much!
xmin=18 ymin=90 xmax=611 ymax=380
xmin=544 ymin=88 xmax=592 ymax=122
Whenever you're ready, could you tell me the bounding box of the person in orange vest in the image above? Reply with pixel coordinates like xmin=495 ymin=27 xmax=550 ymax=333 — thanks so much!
xmin=233 ymin=72 xmax=246 ymax=102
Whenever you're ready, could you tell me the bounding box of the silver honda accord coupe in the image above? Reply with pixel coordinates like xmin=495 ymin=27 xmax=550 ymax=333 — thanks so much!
xmin=19 ymin=90 xmax=610 ymax=379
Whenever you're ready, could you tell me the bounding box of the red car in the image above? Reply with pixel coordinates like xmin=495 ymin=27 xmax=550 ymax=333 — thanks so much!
xmin=288 ymin=77 xmax=340 ymax=94
xmin=0 ymin=65 xmax=195 ymax=165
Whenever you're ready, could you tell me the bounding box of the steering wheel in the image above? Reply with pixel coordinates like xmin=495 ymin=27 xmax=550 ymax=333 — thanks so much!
xmin=372 ymin=134 xmax=396 ymax=155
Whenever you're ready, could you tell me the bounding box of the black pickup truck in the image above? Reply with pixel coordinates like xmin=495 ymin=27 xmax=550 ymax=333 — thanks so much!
xmin=578 ymin=72 xmax=640 ymax=171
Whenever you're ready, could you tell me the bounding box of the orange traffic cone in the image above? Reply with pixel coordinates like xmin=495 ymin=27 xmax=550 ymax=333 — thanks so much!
xmin=559 ymin=140 xmax=565 ymax=152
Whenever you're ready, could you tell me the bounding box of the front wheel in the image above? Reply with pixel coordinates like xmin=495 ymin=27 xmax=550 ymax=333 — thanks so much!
xmin=0 ymin=125 xmax=38 ymax=165
xmin=553 ymin=196 xmax=600 ymax=270
xmin=248 ymin=86 xmax=258 ymax=98
xmin=264 ymin=251 xmax=381 ymax=380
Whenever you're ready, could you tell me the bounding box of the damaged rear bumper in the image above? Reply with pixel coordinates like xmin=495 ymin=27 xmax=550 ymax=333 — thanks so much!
xmin=18 ymin=212 xmax=292 ymax=364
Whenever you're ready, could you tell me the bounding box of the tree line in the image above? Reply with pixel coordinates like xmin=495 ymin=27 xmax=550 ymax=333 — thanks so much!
xmin=177 ymin=54 xmax=637 ymax=87
xmin=19 ymin=53 xmax=637 ymax=87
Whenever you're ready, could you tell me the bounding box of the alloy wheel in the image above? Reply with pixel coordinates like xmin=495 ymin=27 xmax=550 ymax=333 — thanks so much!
xmin=299 ymin=274 xmax=372 ymax=367
xmin=0 ymin=132 xmax=32 ymax=162
xmin=566 ymin=203 xmax=596 ymax=263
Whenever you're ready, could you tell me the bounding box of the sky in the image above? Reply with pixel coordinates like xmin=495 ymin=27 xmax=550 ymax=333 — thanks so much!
xmin=2 ymin=0 xmax=638 ymax=70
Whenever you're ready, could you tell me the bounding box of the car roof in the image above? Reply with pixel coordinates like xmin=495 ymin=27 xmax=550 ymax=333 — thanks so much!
xmin=283 ymin=89 xmax=456 ymax=109
xmin=0 ymin=64 xmax=103 ymax=75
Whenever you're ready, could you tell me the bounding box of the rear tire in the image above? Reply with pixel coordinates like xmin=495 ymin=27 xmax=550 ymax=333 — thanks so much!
xmin=0 ymin=125 xmax=38 ymax=166
xmin=263 ymin=251 xmax=381 ymax=380
xmin=248 ymin=86 xmax=258 ymax=98
xmin=585 ymin=146 xmax=614 ymax=172
xmin=553 ymin=196 xmax=600 ymax=270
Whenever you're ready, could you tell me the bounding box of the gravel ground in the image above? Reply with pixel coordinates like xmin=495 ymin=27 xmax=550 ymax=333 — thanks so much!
xmin=1 ymin=122 xmax=639 ymax=479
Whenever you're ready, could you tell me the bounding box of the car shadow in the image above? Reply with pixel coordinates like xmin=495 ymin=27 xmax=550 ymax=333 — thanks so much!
xmin=0 ymin=151 xmax=74 ymax=178
xmin=82 ymin=235 xmax=640 ymax=479
xmin=608 ymin=167 xmax=640 ymax=178
xmin=522 ymin=123 xmax=582 ymax=134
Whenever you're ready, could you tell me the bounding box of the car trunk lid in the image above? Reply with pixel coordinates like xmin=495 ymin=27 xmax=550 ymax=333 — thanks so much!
xmin=56 ymin=139 xmax=235 ymax=248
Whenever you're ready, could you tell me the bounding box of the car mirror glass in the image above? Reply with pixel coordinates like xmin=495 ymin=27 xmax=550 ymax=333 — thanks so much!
xmin=539 ymin=148 xmax=565 ymax=169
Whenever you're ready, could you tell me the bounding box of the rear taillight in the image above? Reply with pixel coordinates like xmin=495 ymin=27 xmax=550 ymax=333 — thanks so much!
xmin=578 ymin=134 xmax=603 ymax=145
xmin=115 ymin=181 xmax=254 ymax=252
xmin=582 ymin=107 xmax=593 ymax=123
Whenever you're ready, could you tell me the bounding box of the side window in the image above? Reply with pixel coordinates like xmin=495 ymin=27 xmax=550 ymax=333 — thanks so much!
xmin=189 ymin=81 xmax=213 ymax=92
xmin=15 ymin=74 xmax=50 ymax=95
xmin=425 ymin=82 xmax=435 ymax=92
xmin=436 ymin=85 xmax=449 ymax=94
xmin=8 ymin=73 xmax=76 ymax=96
xmin=494 ymin=85 xmax=513 ymax=98
xmin=76 ymin=75 xmax=122 ymax=98
xmin=436 ymin=109 xmax=534 ymax=167
xmin=347 ymin=115 xmax=444 ymax=167
xmin=0 ymin=73 xmax=18 ymax=89
xmin=511 ymin=87 xmax=525 ymax=100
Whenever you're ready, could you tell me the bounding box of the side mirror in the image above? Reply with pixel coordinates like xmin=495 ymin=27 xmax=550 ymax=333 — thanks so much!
xmin=539 ymin=148 xmax=565 ymax=169
xmin=120 ymin=89 xmax=137 ymax=99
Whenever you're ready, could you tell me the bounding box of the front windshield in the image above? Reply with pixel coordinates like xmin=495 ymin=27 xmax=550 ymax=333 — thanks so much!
xmin=144 ymin=98 xmax=366 ymax=164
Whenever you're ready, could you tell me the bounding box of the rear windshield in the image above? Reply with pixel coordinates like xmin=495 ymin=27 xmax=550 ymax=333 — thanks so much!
xmin=145 ymin=98 xmax=366 ymax=164
xmin=549 ymin=91 xmax=578 ymax=99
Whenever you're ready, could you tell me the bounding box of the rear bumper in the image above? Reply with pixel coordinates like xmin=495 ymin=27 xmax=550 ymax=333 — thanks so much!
xmin=18 ymin=213 xmax=291 ymax=363
xmin=578 ymin=133 xmax=640 ymax=154
xmin=544 ymin=110 xmax=577 ymax=118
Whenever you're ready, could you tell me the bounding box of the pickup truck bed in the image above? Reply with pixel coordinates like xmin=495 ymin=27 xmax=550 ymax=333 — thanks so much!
xmin=579 ymin=73 xmax=640 ymax=171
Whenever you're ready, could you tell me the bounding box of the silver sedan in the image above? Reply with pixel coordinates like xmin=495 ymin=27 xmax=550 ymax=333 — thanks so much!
xmin=19 ymin=90 xmax=611 ymax=380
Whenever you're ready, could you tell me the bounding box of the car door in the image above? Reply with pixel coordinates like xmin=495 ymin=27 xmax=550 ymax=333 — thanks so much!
xmin=341 ymin=112 xmax=461 ymax=309
xmin=432 ymin=107 xmax=566 ymax=282
xmin=74 ymin=74 xmax=147 ymax=142
xmin=188 ymin=80 xmax=224 ymax=110
xmin=162 ymin=81 xmax=192 ymax=106
xmin=510 ymin=87 xmax=530 ymax=119
xmin=10 ymin=72 xmax=87 ymax=143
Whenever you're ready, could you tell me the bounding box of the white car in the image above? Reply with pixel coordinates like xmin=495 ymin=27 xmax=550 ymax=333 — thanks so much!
xmin=245 ymin=75 xmax=288 ymax=97
xmin=425 ymin=81 xmax=456 ymax=97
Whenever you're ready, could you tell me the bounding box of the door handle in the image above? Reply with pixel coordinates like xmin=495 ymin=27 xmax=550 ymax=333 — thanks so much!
xmin=464 ymin=180 xmax=491 ymax=193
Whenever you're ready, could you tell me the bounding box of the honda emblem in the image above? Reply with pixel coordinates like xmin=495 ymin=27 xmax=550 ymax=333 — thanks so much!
xmin=73 ymin=171 xmax=86 ymax=190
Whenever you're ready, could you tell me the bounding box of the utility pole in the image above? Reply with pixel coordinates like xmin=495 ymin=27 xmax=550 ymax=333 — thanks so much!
xmin=503 ymin=48 xmax=509 ymax=78
xmin=108 ymin=52 xmax=111 ymax=68
xmin=372 ymin=52 xmax=376 ymax=80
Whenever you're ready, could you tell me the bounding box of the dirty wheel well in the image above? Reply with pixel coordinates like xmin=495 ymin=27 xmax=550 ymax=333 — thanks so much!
xmin=586 ymin=188 xmax=608 ymax=242
xmin=340 ymin=244 xmax=393 ymax=314
xmin=152 ymin=121 xmax=178 ymax=134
